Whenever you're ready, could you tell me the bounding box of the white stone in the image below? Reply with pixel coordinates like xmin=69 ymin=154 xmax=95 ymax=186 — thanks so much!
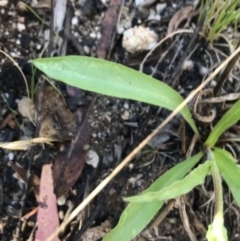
xmin=90 ymin=32 xmax=96 ymax=39
xmin=122 ymin=26 xmax=158 ymax=54
xmin=0 ymin=0 xmax=8 ymax=7
xmin=156 ymin=3 xmax=167 ymax=14
xmin=71 ymin=16 xmax=78 ymax=25
xmin=199 ymin=65 xmax=208 ymax=76
xmin=86 ymin=150 xmax=99 ymax=168
xmin=17 ymin=22 xmax=25 ymax=32
xmin=182 ymin=60 xmax=194 ymax=70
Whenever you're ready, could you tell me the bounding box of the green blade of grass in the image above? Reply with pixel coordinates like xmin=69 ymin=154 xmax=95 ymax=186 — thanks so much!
xmin=102 ymin=151 xmax=203 ymax=241
xmin=32 ymin=56 xmax=198 ymax=135
xmin=213 ymin=148 xmax=240 ymax=207
xmin=204 ymin=99 xmax=240 ymax=147
xmin=125 ymin=160 xmax=211 ymax=203
xmin=206 ymin=157 xmax=228 ymax=241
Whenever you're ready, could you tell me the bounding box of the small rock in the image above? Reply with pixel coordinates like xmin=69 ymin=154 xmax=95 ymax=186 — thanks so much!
xmin=0 ymin=0 xmax=8 ymax=6
xmin=86 ymin=150 xmax=99 ymax=168
xmin=121 ymin=110 xmax=130 ymax=120
xmin=90 ymin=32 xmax=96 ymax=39
xmin=156 ymin=3 xmax=167 ymax=14
xmin=123 ymin=102 xmax=129 ymax=109
xmin=17 ymin=22 xmax=25 ymax=32
xmin=57 ymin=195 xmax=66 ymax=206
xmin=71 ymin=16 xmax=78 ymax=25
xmin=148 ymin=9 xmax=161 ymax=21
xmin=199 ymin=65 xmax=208 ymax=76
xmin=182 ymin=60 xmax=194 ymax=70
xmin=84 ymin=45 xmax=90 ymax=54
xmin=122 ymin=26 xmax=158 ymax=54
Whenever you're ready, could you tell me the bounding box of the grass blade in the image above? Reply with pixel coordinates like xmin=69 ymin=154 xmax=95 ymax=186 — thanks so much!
xmin=205 ymin=99 xmax=240 ymax=147
xmin=207 ymin=157 xmax=228 ymax=241
xmin=32 ymin=56 xmax=198 ymax=134
xmin=102 ymin=152 xmax=203 ymax=241
xmin=125 ymin=160 xmax=211 ymax=203
xmin=213 ymin=148 xmax=240 ymax=207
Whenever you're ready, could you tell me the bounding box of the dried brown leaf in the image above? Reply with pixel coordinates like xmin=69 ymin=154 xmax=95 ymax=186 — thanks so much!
xmin=35 ymin=164 xmax=60 ymax=241
xmin=167 ymin=6 xmax=198 ymax=35
xmin=52 ymin=121 xmax=90 ymax=197
xmin=0 ymin=113 xmax=16 ymax=130
xmin=97 ymin=0 xmax=123 ymax=59
xmin=35 ymin=85 xmax=77 ymax=140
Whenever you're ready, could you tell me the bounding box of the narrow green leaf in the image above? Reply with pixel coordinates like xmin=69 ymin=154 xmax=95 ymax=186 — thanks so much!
xmin=213 ymin=148 xmax=240 ymax=207
xmin=125 ymin=160 xmax=211 ymax=203
xmin=32 ymin=56 xmax=198 ymax=135
xmin=102 ymin=152 xmax=203 ymax=241
xmin=205 ymin=99 xmax=240 ymax=147
xmin=207 ymin=159 xmax=228 ymax=241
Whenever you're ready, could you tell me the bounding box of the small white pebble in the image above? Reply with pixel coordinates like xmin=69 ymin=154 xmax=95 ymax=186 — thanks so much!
xmin=74 ymin=10 xmax=81 ymax=16
xmin=148 ymin=9 xmax=161 ymax=21
xmin=83 ymin=45 xmax=90 ymax=54
xmin=71 ymin=16 xmax=78 ymax=25
xmin=16 ymin=39 xmax=20 ymax=45
xmin=17 ymin=22 xmax=25 ymax=32
xmin=128 ymin=163 xmax=134 ymax=170
xmin=117 ymin=25 xmax=125 ymax=34
xmin=182 ymin=60 xmax=194 ymax=70
xmin=0 ymin=0 xmax=8 ymax=7
xmin=90 ymin=32 xmax=96 ymax=39
xmin=86 ymin=150 xmax=99 ymax=168
xmin=121 ymin=110 xmax=130 ymax=120
xmin=8 ymin=152 xmax=14 ymax=161
xmin=57 ymin=195 xmax=66 ymax=206
xmin=96 ymin=32 xmax=101 ymax=40
xmin=199 ymin=65 xmax=208 ymax=76
xmin=36 ymin=44 xmax=41 ymax=50
xmin=156 ymin=3 xmax=167 ymax=14
xmin=123 ymin=20 xmax=131 ymax=29
xmin=210 ymin=80 xmax=217 ymax=87
xmin=123 ymin=102 xmax=129 ymax=109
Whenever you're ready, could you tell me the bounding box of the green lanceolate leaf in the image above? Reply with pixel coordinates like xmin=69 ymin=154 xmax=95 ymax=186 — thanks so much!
xmin=213 ymin=148 xmax=240 ymax=207
xmin=125 ymin=160 xmax=210 ymax=203
xmin=102 ymin=152 xmax=203 ymax=241
xmin=32 ymin=56 xmax=198 ymax=135
xmin=205 ymin=99 xmax=240 ymax=147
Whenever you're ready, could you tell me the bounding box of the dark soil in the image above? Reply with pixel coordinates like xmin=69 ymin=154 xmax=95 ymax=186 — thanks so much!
xmin=0 ymin=0 xmax=240 ymax=241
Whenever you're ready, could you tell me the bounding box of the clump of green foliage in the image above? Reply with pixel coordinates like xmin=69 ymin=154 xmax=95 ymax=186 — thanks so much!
xmin=33 ymin=56 xmax=240 ymax=241
xmin=199 ymin=0 xmax=240 ymax=42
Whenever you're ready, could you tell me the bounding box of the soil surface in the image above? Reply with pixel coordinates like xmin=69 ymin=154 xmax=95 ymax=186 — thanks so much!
xmin=0 ymin=0 xmax=240 ymax=241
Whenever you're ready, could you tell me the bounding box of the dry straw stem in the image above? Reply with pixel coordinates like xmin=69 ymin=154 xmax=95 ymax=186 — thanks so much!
xmin=46 ymin=45 xmax=240 ymax=241
xmin=0 ymin=137 xmax=58 ymax=150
